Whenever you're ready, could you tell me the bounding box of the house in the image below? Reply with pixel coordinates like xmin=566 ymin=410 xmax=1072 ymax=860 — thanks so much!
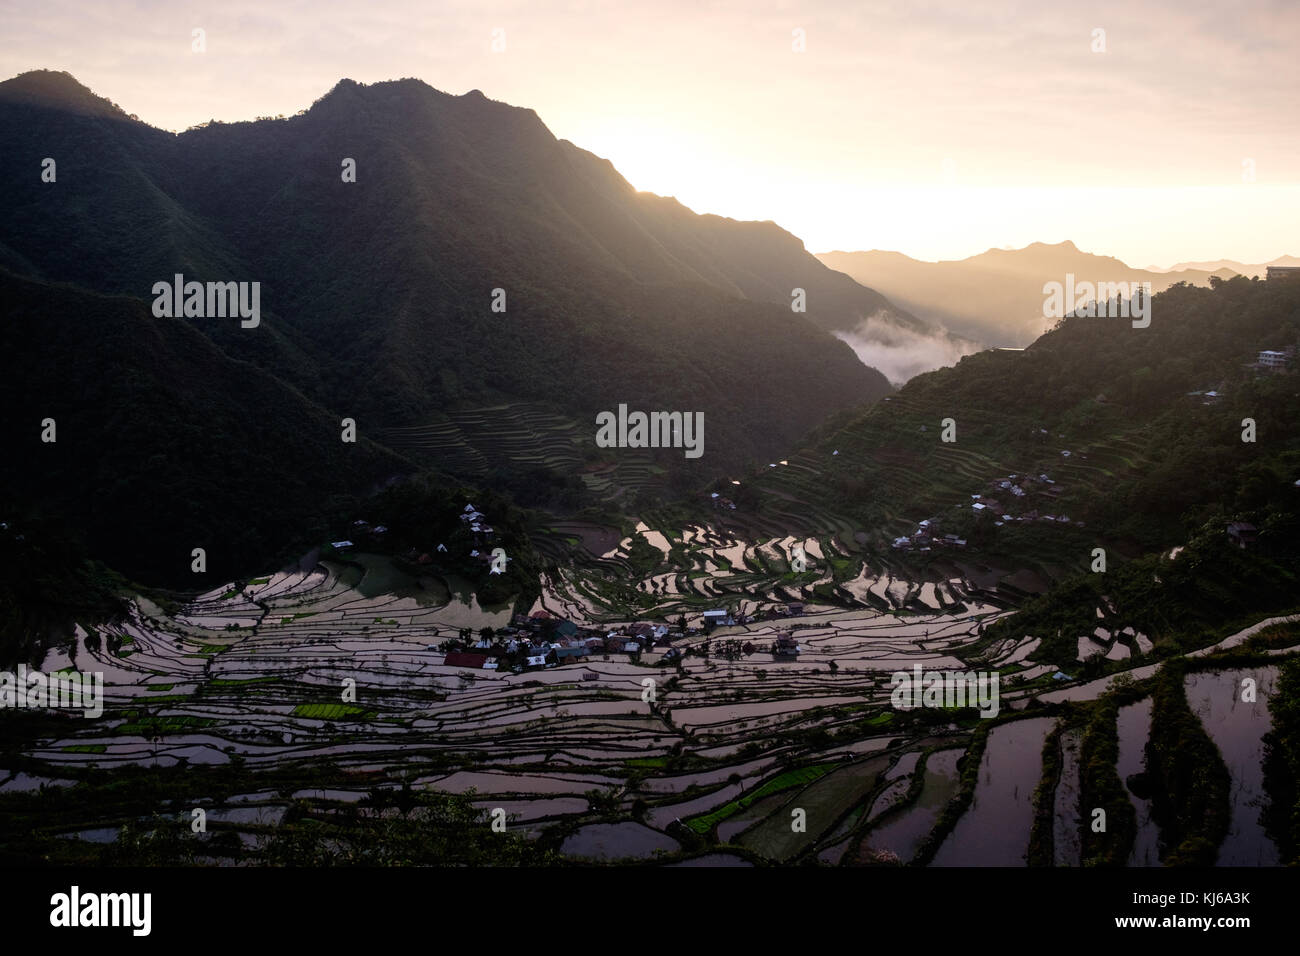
xmin=1266 ymin=266 xmax=1300 ymax=281
xmin=702 ymin=609 xmax=734 ymax=627
xmin=329 ymin=540 xmax=354 ymax=550
xmin=773 ymin=632 xmax=800 ymax=657
xmin=554 ymin=620 xmax=579 ymax=639
xmin=892 ymin=537 xmax=912 ymax=549
xmin=786 ymin=602 xmax=804 ymax=617
xmin=1257 ymin=349 xmax=1290 ymax=370
xmin=525 ymin=654 xmax=547 ymax=668
xmin=1227 ymin=521 xmax=1258 ymax=549
xmin=555 ymin=645 xmax=589 ymax=662
xmin=582 ymin=671 xmax=599 ymax=681
xmin=621 ymin=640 xmax=642 ymax=654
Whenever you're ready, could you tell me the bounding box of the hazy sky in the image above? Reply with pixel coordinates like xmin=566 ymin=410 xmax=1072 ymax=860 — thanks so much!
xmin=3 ymin=0 xmax=1296 ymax=266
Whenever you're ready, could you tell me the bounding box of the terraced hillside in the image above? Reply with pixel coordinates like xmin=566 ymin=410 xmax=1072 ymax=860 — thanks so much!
xmin=2 ymin=541 xmax=1289 ymax=868
xmin=377 ymin=401 xmax=679 ymax=509
xmin=5 ymin=526 xmax=1296 ymax=867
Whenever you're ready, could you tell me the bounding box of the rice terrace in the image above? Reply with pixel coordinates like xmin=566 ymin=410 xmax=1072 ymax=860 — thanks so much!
xmin=3 ymin=0 xmax=1300 ymax=905
xmin=5 ymin=494 xmax=1297 ymax=866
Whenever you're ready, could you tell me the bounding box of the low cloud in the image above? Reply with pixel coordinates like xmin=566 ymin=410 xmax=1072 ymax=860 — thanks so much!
xmin=834 ymin=311 xmax=981 ymax=386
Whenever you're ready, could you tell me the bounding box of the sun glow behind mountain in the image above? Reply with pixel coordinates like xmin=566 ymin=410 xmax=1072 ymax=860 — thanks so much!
xmin=1 ymin=0 xmax=1296 ymax=266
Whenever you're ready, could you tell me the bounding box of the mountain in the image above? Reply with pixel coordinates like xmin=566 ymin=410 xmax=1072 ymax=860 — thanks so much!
xmin=0 ymin=70 xmax=945 ymax=582
xmin=0 ymin=268 xmax=409 ymax=586
xmin=816 ymin=240 xmax=1240 ymax=347
xmin=740 ymin=273 xmax=1300 ymax=666
xmin=0 ymin=71 xmax=925 ymax=452
xmin=1150 ymin=255 xmax=1300 ymax=275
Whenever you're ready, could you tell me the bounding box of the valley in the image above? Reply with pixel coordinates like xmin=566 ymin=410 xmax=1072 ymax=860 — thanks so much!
xmin=1 ymin=65 xmax=1297 ymax=876
xmin=4 ymin=502 xmax=1296 ymax=866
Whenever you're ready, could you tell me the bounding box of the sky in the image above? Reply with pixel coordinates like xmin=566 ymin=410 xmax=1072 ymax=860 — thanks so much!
xmin=2 ymin=0 xmax=1297 ymax=267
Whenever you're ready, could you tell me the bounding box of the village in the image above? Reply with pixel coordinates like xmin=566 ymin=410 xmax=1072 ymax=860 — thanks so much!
xmin=320 ymin=500 xmax=813 ymax=676
xmin=892 ymin=466 xmax=1081 ymax=552
xmin=435 ymin=598 xmax=809 ymax=675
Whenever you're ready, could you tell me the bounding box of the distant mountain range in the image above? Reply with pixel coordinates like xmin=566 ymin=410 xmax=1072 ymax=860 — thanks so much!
xmin=817 ymin=241 xmax=1298 ymax=348
xmin=1147 ymin=255 xmax=1300 ymax=274
xmin=0 ymin=69 xmax=954 ymax=583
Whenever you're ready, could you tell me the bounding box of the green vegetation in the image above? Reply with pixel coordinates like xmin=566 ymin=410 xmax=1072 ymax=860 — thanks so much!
xmin=1262 ymin=657 xmax=1300 ymax=864
xmin=115 ymin=715 xmax=217 ymax=735
xmin=208 ymin=677 xmax=279 ymax=688
xmin=687 ymin=763 xmax=835 ymax=835
xmin=291 ymin=703 xmax=373 ymax=720
xmin=1078 ymin=694 xmax=1138 ymax=866
xmin=1027 ymin=720 xmax=1066 ymax=866
xmin=1144 ymin=662 xmax=1231 ymax=865
xmin=0 ymin=756 xmax=557 ymax=866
